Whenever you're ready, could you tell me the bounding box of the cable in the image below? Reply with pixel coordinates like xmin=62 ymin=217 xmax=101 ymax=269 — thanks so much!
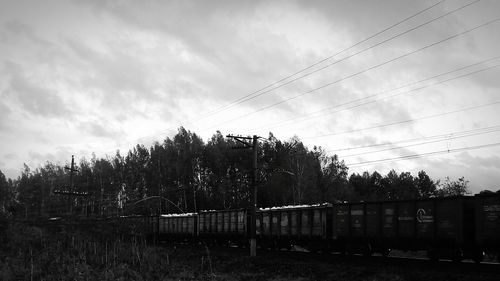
xmin=251 ymin=57 xmax=500 ymax=131
xmin=202 ymin=0 xmax=451 ymax=117
xmin=303 ymin=101 xmax=500 ymax=139
xmin=329 ymin=124 xmax=500 ymax=152
xmin=203 ymin=17 xmax=500 ymax=131
xmin=129 ymin=0 xmax=453 ymax=143
xmin=205 ymin=0 xmax=479 ymax=116
xmin=346 ymin=141 xmax=500 ymax=167
xmin=340 ymin=126 xmax=500 ymax=158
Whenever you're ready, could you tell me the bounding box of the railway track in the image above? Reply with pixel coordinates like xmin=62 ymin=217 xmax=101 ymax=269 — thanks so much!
xmin=165 ymin=242 xmax=500 ymax=278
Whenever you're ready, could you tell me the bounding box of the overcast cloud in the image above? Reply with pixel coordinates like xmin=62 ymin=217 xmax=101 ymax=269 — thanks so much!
xmin=1 ymin=0 xmax=499 ymax=193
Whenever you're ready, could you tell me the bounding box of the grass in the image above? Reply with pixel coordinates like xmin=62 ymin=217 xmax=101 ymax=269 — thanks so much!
xmin=1 ymin=219 xmax=499 ymax=280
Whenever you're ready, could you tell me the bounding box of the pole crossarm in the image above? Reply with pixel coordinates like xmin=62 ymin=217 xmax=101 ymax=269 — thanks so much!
xmin=226 ymin=135 xmax=253 ymax=148
xmin=53 ymin=190 xmax=89 ymax=196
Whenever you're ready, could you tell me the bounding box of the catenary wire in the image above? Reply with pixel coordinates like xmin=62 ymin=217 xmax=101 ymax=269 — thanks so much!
xmin=340 ymin=127 xmax=500 ymax=158
xmin=250 ymin=57 xmax=500 ymax=132
xmin=329 ymin=124 xmax=500 ymax=152
xmin=303 ymin=100 xmax=500 ymax=139
xmin=201 ymin=0 xmax=452 ymax=117
xmin=204 ymin=0 xmax=480 ymax=117
xmin=202 ymin=18 xmax=500 ymax=131
xmin=131 ymin=0 xmax=461 ymax=144
xmin=346 ymin=141 xmax=500 ymax=167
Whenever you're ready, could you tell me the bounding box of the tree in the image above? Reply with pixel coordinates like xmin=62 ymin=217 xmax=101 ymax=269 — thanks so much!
xmin=349 ymin=172 xmax=369 ymax=201
xmin=436 ymin=176 xmax=470 ymax=197
xmin=369 ymin=171 xmax=385 ymax=200
xmin=318 ymin=153 xmax=349 ymax=202
xmin=285 ymin=136 xmax=322 ymax=205
xmin=0 ymin=169 xmax=12 ymax=213
xmin=381 ymin=170 xmax=399 ymax=200
xmin=414 ymin=170 xmax=438 ymax=198
xmin=398 ymin=172 xmax=416 ymax=199
xmin=259 ymin=133 xmax=292 ymax=207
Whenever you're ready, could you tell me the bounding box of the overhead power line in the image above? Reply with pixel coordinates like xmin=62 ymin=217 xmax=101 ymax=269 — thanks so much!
xmin=346 ymin=141 xmax=500 ymax=167
xmin=128 ymin=0 xmax=452 ymax=143
xmin=340 ymin=126 xmax=500 ymax=158
xmin=201 ymin=0 xmax=451 ymax=117
xmin=329 ymin=124 xmax=500 ymax=152
xmin=203 ymin=17 xmax=500 ymax=131
xmin=204 ymin=0 xmax=479 ymax=117
xmin=251 ymin=57 xmax=500 ymax=132
xmin=303 ymin=101 xmax=500 ymax=139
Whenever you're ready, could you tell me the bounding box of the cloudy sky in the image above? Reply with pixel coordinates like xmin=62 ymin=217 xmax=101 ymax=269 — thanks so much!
xmin=1 ymin=0 xmax=499 ymax=193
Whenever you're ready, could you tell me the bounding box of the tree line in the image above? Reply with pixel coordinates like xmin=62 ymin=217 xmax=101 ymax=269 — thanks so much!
xmin=0 ymin=127 xmax=485 ymax=218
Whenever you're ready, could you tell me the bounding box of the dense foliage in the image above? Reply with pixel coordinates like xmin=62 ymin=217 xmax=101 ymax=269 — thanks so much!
xmin=0 ymin=127 xmax=479 ymax=218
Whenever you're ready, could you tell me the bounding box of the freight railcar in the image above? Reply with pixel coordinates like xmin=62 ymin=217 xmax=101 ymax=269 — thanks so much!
xmin=154 ymin=194 xmax=500 ymax=263
xmin=256 ymin=204 xmax=330 ymax=251
xmin=475 ymin=193 xmax=500 ymax=261
xmin=331 ymin=196 xmax=481 ymax=261
xmin=158 ymin=213 xmax=197 ymax=242
xmin=198 ymin=209 xmax=247 ymax=246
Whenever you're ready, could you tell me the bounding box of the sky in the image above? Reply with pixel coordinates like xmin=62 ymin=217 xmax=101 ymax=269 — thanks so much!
xmin=1 ymin=0 xmax=499 ymax=193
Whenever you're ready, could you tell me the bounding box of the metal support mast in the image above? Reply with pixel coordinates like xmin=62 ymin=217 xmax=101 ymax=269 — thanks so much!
xmin=226 ymin=134 xmax=259 ymax=257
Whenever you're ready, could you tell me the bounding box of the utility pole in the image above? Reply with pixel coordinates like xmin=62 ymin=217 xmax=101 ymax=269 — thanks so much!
xmin=66 ymin=155 xmax=78 ymax=214
xmin=54 ymin=155 xmax=89 ymax=215
xmin=226 ymin=134 xmax=259 ymax=257
xmin=66 ymin=155 xmax=77 ymax=190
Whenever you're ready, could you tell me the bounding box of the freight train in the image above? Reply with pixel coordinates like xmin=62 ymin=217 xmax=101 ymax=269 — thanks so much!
xmin=137 ymin=193 xmax=500 ymax=263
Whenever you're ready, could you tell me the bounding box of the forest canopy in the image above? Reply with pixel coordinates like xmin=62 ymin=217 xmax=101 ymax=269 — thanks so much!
xmin=0 ymin=127 xmax=485 ymax=218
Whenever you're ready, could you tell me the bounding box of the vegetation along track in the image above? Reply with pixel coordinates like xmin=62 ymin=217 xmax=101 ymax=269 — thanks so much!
xmin=166 ymin=242 xmax=500 ymax=279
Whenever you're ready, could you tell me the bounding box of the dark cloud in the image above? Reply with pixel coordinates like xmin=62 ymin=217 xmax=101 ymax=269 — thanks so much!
xmin=0 ymin=0 xmax=498 ymax=185
xmin=78 ymin=120 xmax=124 ymax=139
xmin=455 ymin=152 xmax=500 ymax=170
xmin=2 ymin=20 xmax=52 ymax=47
xmin=73 ymin=0 xmax=308 ymax=106
xmin=0 ymin=101 xmax=12 ymax=130
xmin=27 ymin=146 xmax=73 ymax=165
xmin=78 ymin=0 xmax=263 ymax=60
xmin=64 ymin=39 xmax=150 ymax=99
xmin=2 ymin=61 xmax=72 ymax=118
xmin=4 ymin=153 xmax=17 ymax=160
xmin=417 ymin=151 xmax=500 ymax=193
xmin=346 ymin=135 xmax=378 ymax=147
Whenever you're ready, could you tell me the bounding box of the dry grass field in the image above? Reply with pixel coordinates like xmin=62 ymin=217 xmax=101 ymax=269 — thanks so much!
xmin=1 ymin=220 xmax=499 ymax=281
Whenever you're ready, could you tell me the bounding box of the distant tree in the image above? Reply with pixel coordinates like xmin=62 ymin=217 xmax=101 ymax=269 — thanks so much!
xmin=318 ymin=153 xmax=349 ymax=202
xmin=16 ymin=164 xmax=37 ymax=217
xmin=414 ymin=170 xmax=438 ymax=198
xmin=124 ymin=145 xmax=150 ymax=203
xmin=436 ymin=176 xmax=470 ymax=197
xmin=0 ymin=169 xmax=12 ymax=213
xmin=349 ymin=172 xmax=369 ymax=200
xmin=93 ymin=156 xmax=118 ymax=216
xmin=369 ymin=171 xmax=385 ymax=200
xmin=172 ymin=127 xmax=204 ymax=212
xmin=285 ymin=136 xmax=322 ymax=205
xmin=379 ymin=170 xmax=417 ymax=200
xmin=381 ymin=170 xmax=399 ymax=200
xmin=259 ymin=133 xmax=292 ymax=207
xmin=398 ymin=171 xmax=416 ymax=199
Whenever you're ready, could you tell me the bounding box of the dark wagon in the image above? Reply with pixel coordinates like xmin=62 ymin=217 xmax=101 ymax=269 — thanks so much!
xmin=158 ymin=213 xmax=197 ymax=241
xmin=142 ymin=193 xmax=499 ymax=263
xmin=198 ymin=209 xmax=247 ymax=246
xmin=475 ymin=192 xmax=500 ymax=262
xmin=257 ymin=204 xmax=330 ymax=251
xmin=329 ymin=197 xmax=482 ymax=261
xmin=331 ymin=202 xmax=386 ymax=256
